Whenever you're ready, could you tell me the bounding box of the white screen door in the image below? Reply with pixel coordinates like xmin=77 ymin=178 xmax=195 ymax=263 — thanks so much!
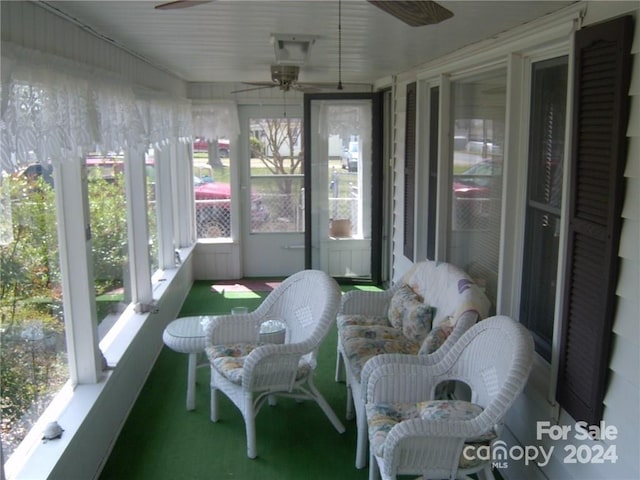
xmin=306 ymin=97 xmax=378 ymax=280
xmin=239 ymin=105 xmax=305 ymax=277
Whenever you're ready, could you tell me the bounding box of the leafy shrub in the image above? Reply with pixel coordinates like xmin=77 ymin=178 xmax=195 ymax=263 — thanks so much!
xmin=1 ymin=171 xmax=127 ymax=456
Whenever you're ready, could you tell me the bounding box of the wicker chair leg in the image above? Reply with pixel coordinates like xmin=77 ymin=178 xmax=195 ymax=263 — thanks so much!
xmin=368 ymin=452 xmax=380 ymax=480
xmin=346 ymin=383 xmax=355 ymax=420
xmin=335 ymin=346 xmax=345 ymax=382
xmin=480 ymin=464 xmax=496 ymax=480
xmin=308 ymin=377 xmax=346 ymax=433
xmin=210 ymin=384 xmax=219 ymax=422
xmin=245 ymin=398 xmax=257 ymax=459
xmin=355 ymin=413 xmax=368 ymax=469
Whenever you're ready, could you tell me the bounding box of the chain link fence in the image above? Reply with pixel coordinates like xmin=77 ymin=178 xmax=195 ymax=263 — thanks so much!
xmin=452 ymin=173 xmax=502 ymax=230
xmin=195 ymin=198 xmax=232 ymax=237
xmin=194 ymin=171 xmax=364 ymax=237
xmin=329 ymin=170 xmax=359 ymax=237
xmin=250 ymin=175 xmax=304 ymax=233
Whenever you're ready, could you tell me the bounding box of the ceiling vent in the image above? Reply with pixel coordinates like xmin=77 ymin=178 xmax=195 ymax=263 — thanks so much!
xmin=271 ymin=34 xmax=317 ymax=66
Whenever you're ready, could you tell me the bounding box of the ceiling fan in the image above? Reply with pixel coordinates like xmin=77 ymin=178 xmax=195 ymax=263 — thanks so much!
xmin=155 ymin=1 xmax=454 ymax=27
xmin=229 ymin=65 xmax=347 ymax=94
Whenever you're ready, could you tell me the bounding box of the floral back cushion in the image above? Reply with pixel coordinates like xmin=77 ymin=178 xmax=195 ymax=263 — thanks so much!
xmin=387 ymin=285 xmax=434 ymax=342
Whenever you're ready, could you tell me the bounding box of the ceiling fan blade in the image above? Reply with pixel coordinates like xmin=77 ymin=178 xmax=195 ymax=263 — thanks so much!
xmin=230 ymin=84 xmax=277 ymax=94
xmin=155 ymin=1 xmax=211 ymax=10
xmin=367 ymin=0 xmax=453 ymax=26
xmin=289 ymin=83 xmax=322 ymax=93
xmin=242 ymin=82 xmax=279 ymax=87
xmin=298 ymin=81 xmax=373 ymax=90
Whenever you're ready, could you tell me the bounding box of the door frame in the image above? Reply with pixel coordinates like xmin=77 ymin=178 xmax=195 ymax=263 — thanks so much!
xmin=238 ymin=104 xmax=305 ymax=277
xmin=303 ymin=92 xmax=383 ymax=284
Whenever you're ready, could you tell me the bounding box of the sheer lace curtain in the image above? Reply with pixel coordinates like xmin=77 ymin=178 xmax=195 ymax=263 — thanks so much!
xmin=191 ymin=101 xmax=240 ymax=141
xmin=136 ymin=95 xmax=194 ymax=151
xmin=1 ymin=56 xmax=98 ymax=171
xmin=317 ymin=100 xmax=372 ymax=148
xmin=0 ymin=43 xmax=193 ymax=173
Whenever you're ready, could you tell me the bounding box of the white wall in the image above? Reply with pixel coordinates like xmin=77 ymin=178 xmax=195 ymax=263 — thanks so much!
xmin=193 ymin=241 xmax=242 ymax=280
xmin=603 ymin=1 xmax=640 ymax=473
xmin=503 ymin=6 xmax=639 ymax=480
xmin=2 ymin=1 xmax=638 ymax=479
xmin=1 ymin=1 xmax=186 ymax=98
xmin=386 ymin=3 xmax=640 ymax=479
xmin=1 ymin=3 xmax=194 ymax=479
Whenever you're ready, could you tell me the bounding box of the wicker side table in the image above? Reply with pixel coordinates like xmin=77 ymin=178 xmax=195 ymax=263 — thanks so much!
xmin=162 ymin=316 xmax=212 ymax=410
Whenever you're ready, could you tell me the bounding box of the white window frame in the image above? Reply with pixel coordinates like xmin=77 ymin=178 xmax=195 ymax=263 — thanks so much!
xmin=412 ymin=12 xmax=579 ymax=422
xmin=509 ymin=44 xmax=574 ymax=415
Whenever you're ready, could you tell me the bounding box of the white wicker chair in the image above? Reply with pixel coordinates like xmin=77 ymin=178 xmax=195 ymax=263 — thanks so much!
xmin=362 ymin=315 xmax=534 ymax=480
xmin=336 ymin=260 xmax=491 ymax=469
xmin=204 ymin=269 xmax=346 ymax=459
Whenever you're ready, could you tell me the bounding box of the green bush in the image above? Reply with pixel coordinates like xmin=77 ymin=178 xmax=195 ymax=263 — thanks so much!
xmin=88 ymin=175 xmax=128 ymax=291
xmin=1 ymin=171 xmax=128 ymax=456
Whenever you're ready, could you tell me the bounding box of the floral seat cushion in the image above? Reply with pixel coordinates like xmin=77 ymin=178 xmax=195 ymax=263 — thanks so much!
xmin=207 ymin=342 xmax=263 ymax=359
xmin=341 ymin=330 xmax=421 ymax=382
xmin=207 ymin=342 xmax=312 ymax=384
xmin=337 ymin=314 xmax=390 ymax=329
xmin=365 ymin=400 xmax=497 ymax=470
xmin=340 ymin=324 xmax=405 ymax=343
xmin=337 ymin=286 xmax=437 ymax=383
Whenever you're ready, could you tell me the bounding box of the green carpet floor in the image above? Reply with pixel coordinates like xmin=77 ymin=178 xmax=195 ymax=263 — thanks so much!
xmin=99 ymin=280 xmax=378 ymax=480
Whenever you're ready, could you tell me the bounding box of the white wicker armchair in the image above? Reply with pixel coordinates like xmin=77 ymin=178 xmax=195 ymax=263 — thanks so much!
xmin=204 ymin=269 xmax=346 ymax=459
xmin=363 ymin=315 xmax=534 ymax=480
xmin=335 ymin=260 xmax=491 ymax=468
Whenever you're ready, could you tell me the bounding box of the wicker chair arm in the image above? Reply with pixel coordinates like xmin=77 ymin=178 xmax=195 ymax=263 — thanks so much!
xmin=204 ymin=313 xmax=261 ymax=345
xmin=338 ymin=284 xmax=401 ymax=316
xmin=364 ymin=360 xmax=441 ymax=405
xmin=381 ymin=417 xmax=494 ymax=478
xmin=360 ymin=353 xmax=436 ymax=403
xmin=242 ymin=341 xmax=313 ymax=390
xmin=387 ymin=416 xmax=493 ymax=443
xmin=423 ymin=310 xmax=480 ymax=364
xmin=359 ymin=310 xmax=480 ymax=404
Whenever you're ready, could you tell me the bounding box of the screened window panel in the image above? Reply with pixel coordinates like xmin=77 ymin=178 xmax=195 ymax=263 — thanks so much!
xmin=403 ymin=82 xmax=417 ymax=260
xmin=520 ymin=56 xmax=568 ymax=361
xmin=193 ymin=139 xmax=234 ymax=239
xmin=1 ymin=162 xmax=68 ymax=458
xmin=249 ymin=117 xmax=303 ymax=234
xmin=448 ymin=70 xmax=506 ymax=309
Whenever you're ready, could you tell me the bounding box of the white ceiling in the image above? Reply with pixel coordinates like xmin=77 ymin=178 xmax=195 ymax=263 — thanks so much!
xmin=46 ymin=1 xmax=576 ymax=87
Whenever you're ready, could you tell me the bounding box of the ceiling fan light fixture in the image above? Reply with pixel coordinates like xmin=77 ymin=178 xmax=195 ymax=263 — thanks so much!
xmin=270 ymin=64 xmax=299 ymax=90
xmin=271 ymin=34 xmax=317 ymax=66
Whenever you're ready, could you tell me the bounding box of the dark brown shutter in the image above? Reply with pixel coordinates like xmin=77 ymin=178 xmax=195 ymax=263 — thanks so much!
xmin=403 ymin=82 xmax=417 ymax=260
xmin=426 ymin=86 xmax=439 ymax=261
xmin=557 ymin=16 xmax=633 ymax=426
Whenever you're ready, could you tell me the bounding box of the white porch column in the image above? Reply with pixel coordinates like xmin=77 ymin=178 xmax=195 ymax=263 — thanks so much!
xmin=154 ymin=146 xmax=176 ymax=269
xmin=54 ymin=158 xmax=102 ymax=384
xmin=124 ymin=146 xmax=152 ymax=305
xmin=173 ymin=142 xmax=195 ymax=247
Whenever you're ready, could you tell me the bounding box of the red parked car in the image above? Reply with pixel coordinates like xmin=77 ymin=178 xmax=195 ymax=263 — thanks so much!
xmin=194 ymin=178 xmax=269 ymax=237
xmin=193 ymin=138 xmax=230 ymax=157
xmin=452 ymin=160 xmax=502 ymax=229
